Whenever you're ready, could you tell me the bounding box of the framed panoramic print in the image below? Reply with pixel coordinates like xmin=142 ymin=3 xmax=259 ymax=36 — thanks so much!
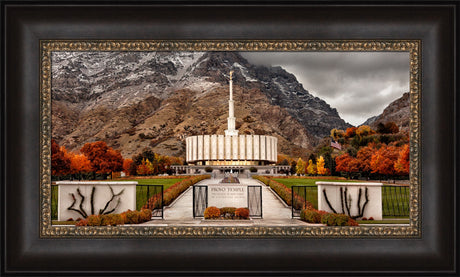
xmin=2 ymin=1 xmax=457 ymax=275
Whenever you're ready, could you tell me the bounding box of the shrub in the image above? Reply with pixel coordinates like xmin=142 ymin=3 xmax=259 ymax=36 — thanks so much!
xmin=140 ymin=209 xmax=152 ymax=221
xmin=220 ymin=207 xmax=237 ymax=218
xmin=361 ymin=217 xmax=368 ymax=221
xmin=253 ymin=176 xmax=292 ymax=205
xmin=75 ymin=219 xmax=88 ymax=226
xmin=120 ymin=209 xmax=152 ymax=224
xmin=204 ymin=206 xmax=221 ymax=219
xmin=368 ymin=217 xmax=374 ymax=221
xmin=75 ymin=209 xmax=153 ymax=226
xmin=86 ymin=215 xmax=102 ymax=226
xmin=300 ymin=209 xmax=321 ymax=223
xmin=249 ymin=167 xmax=257 ymax=173
xmin=235 ymin=208 xmax=250 ymax=219
xmin=204 ymin=166 xmax=213 ymax=172
xmin=347 ymin=218 xmax=359 ymax=226
xmin=254 ymin=176 xmax=315 ymax=208
xmin=321 ymin=213 xmax=350 ymax=226
xmin=143 ymin=175 xmax=210 ymax=210
xmin=101 ymin=214 xmax=124 ymax=226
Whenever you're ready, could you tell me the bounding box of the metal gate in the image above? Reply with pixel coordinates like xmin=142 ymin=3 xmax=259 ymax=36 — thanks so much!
xmin=193 ymin=185 xmax=208 ymax=218
xmin=291 ymin=185 xmax=311 ymax=218
xmin=248 ymin=186 xmax=262 ymax=218
xmin=138 ymin=184 xmax=163 ymax=219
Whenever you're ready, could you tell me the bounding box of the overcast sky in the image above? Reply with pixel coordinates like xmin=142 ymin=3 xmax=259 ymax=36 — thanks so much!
xmin=240 ymin=52 xmax=410 ymax=126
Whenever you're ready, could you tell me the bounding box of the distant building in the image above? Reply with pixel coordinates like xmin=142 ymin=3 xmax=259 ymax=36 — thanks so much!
xmin=172 ymin=71 xmax=289 ymax=176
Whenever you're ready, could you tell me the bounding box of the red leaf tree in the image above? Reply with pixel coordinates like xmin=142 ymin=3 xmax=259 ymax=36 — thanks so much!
xmin=123 ymin=158 xmax=134 ymax=176
xmin=394 ymin=144 xmax=410 ymax=175
xmin=51 ymin=139 xmax=71 ymax=176
xmin=370 ymin=144 xmax=400 ymax=180
xmin=80 ymin=141 xmax=123 ymax=176
xmin=356 ymin=144 xmax=376 ymax=179
xmin=335 ymin=153 xmax=360 ymax=179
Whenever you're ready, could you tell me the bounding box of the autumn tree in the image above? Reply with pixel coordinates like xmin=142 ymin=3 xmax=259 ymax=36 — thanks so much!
xmin=356 ymin=125 xmax=374 ymax=137
xmin=345 ymin=127 xmax=358 ymax=138
xmin=295 ymin=158 xmax=306 ymax=175
xmin=394 ymin=144 xmax=410 ymax=175
xmin=70 ymin=154 xmax=92 ymax=179
xmin=356 ymin=144 xmax=376 ymax=179
xmin=316 ymin=156 xmax=328 ymax=175
xmin=306 ymin=159 xmax=317 ymax=175
xmin=137 ymin=158 xmax=153 ymax=175
xmin=290 ymin=160 xmax=297 ymax=175
xmin=330 ymin=128 xmax=345 ymax=143
xmin=317 ymin=146 xmax=336 ymax=175
xmin=370 ymin=144 xmax=400 ymax=181
xmin=335 ymin=153 xmax=360 ymax=179
xmin=80 ymin=141 xmax=124 ymax=178
xmin=123 ymin=158 xmax=134 ymax=176
xmin=51 ymin=139 xmax=71 ymax=177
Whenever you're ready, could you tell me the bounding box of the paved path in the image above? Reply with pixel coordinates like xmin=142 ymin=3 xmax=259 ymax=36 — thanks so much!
xmin=140 ymin=177 xmax=317 ymax=226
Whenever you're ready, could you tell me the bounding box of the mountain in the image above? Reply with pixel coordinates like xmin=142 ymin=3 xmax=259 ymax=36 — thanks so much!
xmin=51 ymin=51 xmax=351 ymax=158
xmin=361 ymin=115 xmax=378 ymax=127
xmin=362 ymin=92 xmax=410 ymax=133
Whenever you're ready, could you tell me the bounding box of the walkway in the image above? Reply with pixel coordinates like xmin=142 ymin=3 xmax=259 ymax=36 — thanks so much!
xmin=140 ymin=177 xmax=316 ymax=226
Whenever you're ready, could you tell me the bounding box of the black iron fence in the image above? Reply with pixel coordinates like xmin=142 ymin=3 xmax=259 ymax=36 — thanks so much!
xmin=137 ymin=184 xmax=163 ymax=218
xmin=290 ymin=184 xmax=410 ymax=218
xmin=382 ymin=185 xmax=410 ymax=217
xmin=291 ymin=186 xmax=317 ymax=218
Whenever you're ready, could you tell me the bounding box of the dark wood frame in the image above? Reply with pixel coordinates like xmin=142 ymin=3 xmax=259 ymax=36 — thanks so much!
xmin=2 ymin=1 xmax=457 ymax=275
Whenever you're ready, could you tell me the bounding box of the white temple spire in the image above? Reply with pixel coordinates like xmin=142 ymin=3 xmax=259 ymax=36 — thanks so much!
xmin=225 ymin=70 xmax=238 ymax=136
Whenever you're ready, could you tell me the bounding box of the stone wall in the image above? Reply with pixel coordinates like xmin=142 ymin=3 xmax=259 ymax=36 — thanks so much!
xmin=56 ymin=181 xmax=137 ymax=221
xmin=317 ymin=182 xmax=383 ymax=220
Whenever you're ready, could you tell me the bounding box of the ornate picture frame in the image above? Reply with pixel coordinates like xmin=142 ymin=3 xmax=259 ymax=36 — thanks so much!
xmin=3 ymin=2 xmax=456 ymax=275
xmin=40 ymin=40 xmax=421 ymax=238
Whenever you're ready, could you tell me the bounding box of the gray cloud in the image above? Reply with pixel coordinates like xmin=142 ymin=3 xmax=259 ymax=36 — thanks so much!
xmin=241 ymin=52 xmax=410 ymax=126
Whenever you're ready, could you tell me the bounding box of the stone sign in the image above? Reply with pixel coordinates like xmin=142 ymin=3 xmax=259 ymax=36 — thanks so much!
xmin=56 ymin=181 xmax=137 ymax=221
xmin=316 ymin=182 xmax=383 ymax=220
xmin=208 ymin=185 xmax=247 ymax=208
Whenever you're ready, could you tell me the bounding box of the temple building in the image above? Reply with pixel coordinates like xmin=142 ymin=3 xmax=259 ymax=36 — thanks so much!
xmin=173 ymin=71 xmax=289 ymax=175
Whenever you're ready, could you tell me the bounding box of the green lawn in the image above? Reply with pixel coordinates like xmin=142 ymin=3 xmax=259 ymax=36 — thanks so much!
xmin=120 ymin=178 xmax=185 ymax=189
xmin=272 ymin=178 xmax=358 ymax=188
xmin=51 ymin=178 xmax=185 ymax=220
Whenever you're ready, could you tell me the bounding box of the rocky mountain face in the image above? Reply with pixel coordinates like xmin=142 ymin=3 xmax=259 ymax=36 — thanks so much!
xmin=362 ymin=92 xmax=410 ymax=133
xmin=51 ymin=51 xmax=350 ymax=159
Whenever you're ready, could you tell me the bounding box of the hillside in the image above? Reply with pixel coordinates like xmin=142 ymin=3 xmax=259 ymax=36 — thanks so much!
xmin=51 ymin=51 xmax=351 ymax=158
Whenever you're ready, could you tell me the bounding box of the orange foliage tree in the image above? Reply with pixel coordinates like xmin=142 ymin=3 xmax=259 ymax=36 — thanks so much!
xmin=394 ymin=144 xmax=410 ymax=175
xmin=123 ymin=158 xmax=134 ymax=176
xmin=51 ymin=139 xmax=71 ymax=176
xmin=370 ymin=144 xmax=400 ymax=179
xmin=136 ymin=158 xmax=153 ymax=176
xmin=345 ymin=127 xmax=358 ymax=138
xmin=80 ymin=141 xmax=123 ymax=177
xmin=355 ymin=125 xmax=374 ymax=137
xmin=70 ymin=154 xmax=92 ymax=176
xmin=335 ymin=153 xmax=360 ymax=179
xmin=316 ymin=156 xmax=328 ymax=175
xmin=356 ymin=144 xmax=376 ymax=178
xmin=307 ymin=159 xmax=317 ymax=175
